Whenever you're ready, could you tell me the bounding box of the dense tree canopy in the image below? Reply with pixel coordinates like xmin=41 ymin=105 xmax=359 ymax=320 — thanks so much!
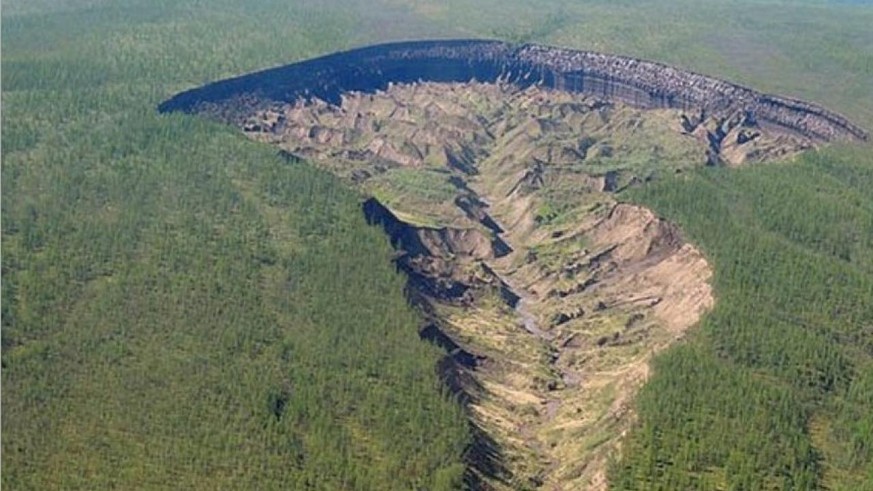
xmin=611 ymin=149 xmax=873 ymax=490
xmin=1 ymin=3 xmax=470 ymax=489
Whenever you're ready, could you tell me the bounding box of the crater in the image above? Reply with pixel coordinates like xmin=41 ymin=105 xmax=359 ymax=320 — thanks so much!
xmin=160 ymin=40 xmax=865 ymax=490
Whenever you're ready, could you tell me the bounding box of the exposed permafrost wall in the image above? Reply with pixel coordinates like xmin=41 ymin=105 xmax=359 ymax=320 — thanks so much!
xmin=159 ymin=39 xmax=867 ymax=142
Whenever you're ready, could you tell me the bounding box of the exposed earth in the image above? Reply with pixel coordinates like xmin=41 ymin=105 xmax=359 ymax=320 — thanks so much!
xmin=239 ymin=81 xmax=719 ymax=489
xmin=160 ymin=40 xmax=866 ymax=490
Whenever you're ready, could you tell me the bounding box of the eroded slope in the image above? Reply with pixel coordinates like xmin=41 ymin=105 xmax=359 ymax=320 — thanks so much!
xmin=234 ymin=82 xmax=724 ymax=489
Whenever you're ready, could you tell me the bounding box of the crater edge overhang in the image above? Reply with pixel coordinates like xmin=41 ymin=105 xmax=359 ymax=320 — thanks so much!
xmin=159 ymin=39 xmax=867 ymax=143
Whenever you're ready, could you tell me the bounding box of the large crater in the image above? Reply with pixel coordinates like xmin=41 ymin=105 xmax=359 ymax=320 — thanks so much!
xmin=160 ymin=40 xmax=866 ymax=490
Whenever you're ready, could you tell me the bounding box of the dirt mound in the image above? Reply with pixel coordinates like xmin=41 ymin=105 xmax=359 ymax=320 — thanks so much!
xmin=583 ymin=202 xmax=714 ymax=337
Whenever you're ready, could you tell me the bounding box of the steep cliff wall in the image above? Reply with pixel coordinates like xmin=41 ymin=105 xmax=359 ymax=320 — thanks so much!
xmin=159 ymin=39 xmax=867 ymax=142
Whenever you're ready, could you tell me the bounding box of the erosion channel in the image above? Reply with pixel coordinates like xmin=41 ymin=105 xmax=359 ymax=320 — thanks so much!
xmin=160 ymin=40 xmax=866 ymax=490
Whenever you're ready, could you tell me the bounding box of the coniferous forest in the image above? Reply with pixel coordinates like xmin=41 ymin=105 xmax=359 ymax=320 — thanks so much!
xmin=3 ymin=0 xmax=873 ymax=489
xmin=611 ymin=148 xmax=873 ymax=490
xmin=2 ymin=2 xmax=472 ymax=488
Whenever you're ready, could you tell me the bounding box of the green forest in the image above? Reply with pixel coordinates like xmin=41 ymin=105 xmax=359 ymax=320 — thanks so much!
xmin=611 ymin=147 xmax=873 ymax=490
xmin=3 ymin=0 xmax=873 ymax=489
xmin=1 ymin=2 xmax=472 ymax=489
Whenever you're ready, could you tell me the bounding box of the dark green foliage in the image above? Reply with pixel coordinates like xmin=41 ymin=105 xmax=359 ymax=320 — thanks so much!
xmin=1 ymin=115 xmax=471 ymax=489
xmin=1 ymin=3 xmax=469 ymax=489
xmin=5 ymin=0 xmax=873 ymax=489
xmin=611 ymin=148 xmax=873 ymax=490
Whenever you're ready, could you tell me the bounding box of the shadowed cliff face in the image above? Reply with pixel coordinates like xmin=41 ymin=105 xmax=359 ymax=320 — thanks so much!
xmin=159 ymin=39 xmax=867 ymax=143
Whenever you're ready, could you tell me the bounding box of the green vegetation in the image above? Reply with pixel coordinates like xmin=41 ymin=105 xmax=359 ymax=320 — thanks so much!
xmin=364 ymin=168 xmax=463 ymax=227
xmin=611 ymin=147 xmax=873 ymax=489
xmin=1 ymin=1 xmax=469 ymax=489
xmin=4 ymin=0 xmax=873 ymax=489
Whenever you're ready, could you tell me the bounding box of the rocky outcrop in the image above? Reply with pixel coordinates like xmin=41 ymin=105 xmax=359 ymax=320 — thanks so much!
xmin=160 ymin=39 xmax=866 ymax=143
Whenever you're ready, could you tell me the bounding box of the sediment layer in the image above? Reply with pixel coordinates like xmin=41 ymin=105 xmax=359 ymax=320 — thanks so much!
xmin=159 ymin=39 xmax=867 ymax=143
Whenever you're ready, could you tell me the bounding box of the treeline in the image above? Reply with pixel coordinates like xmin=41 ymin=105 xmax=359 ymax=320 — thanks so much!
xmin=610 ymin=147 xmax=873 ymax=490
xmin=2 ymin=3 xmax=470 ymax=488
xmin=1 ymin=111 xmax=471 ymax=489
